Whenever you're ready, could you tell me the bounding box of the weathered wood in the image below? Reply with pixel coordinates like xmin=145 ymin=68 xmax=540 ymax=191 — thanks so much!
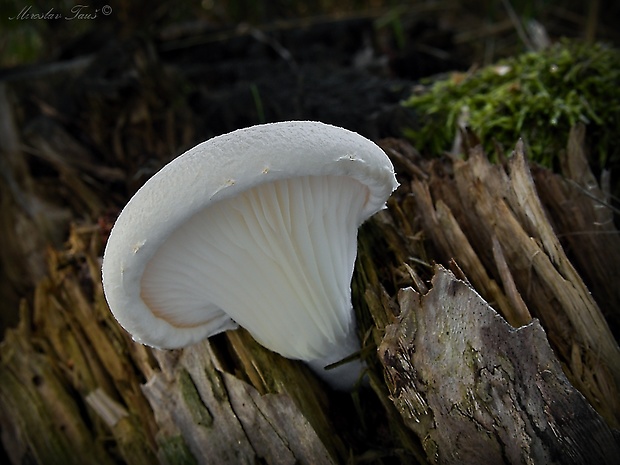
xmin=0 ymin=229 xmax=159 ymax=464
xmin=0 ymin=311 xmax=115 ymax=465
xmin=534 ymin=124 xmax=620 ymax=337
xmin=404 ymin=141 xmax=620 ymax=427
xmin=0 ymin=225 xmax=350 ymax=464
xmin=379 ymin=266 xmax=620 ymax=465
xmin=3 ymin=134 xmax=619 ymax=463
xmin=143 ymin=343 xmax=334 ymax=464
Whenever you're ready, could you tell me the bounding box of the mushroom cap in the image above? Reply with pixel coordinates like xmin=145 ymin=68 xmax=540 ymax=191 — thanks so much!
xmin=102 ymin=121 xmax=398 ymax=356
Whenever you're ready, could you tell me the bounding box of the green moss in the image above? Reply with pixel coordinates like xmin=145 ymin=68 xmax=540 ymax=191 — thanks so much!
xmin=403 ymin=40 xmax=620 ymax=169
xmin=157 ymin=435 xmax=198 ymax=465
xmin=179 ymin=369 xmax=214 ymax=427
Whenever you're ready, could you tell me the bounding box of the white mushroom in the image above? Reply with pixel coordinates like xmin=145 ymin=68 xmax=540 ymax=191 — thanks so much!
xmin=102 ymin=121 xmax=398 ymax=390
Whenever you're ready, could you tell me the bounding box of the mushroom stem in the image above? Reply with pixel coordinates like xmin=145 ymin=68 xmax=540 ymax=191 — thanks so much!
xmin=305 ymin=328 xmax=366 ymax=390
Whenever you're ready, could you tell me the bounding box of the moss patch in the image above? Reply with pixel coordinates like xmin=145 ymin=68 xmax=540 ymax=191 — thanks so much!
xmin=403 ymin=40 xmax=620 ymax=170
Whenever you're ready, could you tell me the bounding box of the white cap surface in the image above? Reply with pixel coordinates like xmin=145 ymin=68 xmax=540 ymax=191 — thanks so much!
xmin=102 ymin=121 xmax=398 ymax=386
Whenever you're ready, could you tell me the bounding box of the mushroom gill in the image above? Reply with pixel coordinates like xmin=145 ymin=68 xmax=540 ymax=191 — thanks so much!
xmin=140 ymin=175 xmax=369 ymax=362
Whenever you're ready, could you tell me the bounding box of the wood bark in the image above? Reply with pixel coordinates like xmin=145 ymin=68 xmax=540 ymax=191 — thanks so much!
xmin=379 ymin=267 xmax=620 ymax=464
xmin=399 ymin=136 xmax=620 ymax=427
xmin=142 ymin=343 xmax=334 ymax=465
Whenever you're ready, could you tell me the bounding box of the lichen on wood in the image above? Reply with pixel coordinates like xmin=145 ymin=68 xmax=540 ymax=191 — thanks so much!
xmin=379 ymin=266 xmax=620 ymax=465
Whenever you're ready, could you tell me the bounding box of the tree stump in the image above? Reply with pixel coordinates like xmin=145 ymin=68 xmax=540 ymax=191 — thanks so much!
xmin=1 ymin=31 xmax=619 ymax=464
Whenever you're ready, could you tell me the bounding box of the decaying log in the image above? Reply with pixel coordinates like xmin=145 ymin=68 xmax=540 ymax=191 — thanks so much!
xmin=533 ymin=124 xmax=620 ymax=336
xmin=0 ymin=226 xmax=349 ymax=464
xmin=379 ymin=266 xmax=620 ymax=465
xmin=143 ymin=342 xmax=334 ymax=465
xmin=3 ymin=130 xmax=619 ymax=463
xmin=0 ymin=83 xmax=73 ymax=332
xmin=403 ymin=140 xmax=620 ymax=427
xmin=1 ymin=33 xmax=619 ymax=461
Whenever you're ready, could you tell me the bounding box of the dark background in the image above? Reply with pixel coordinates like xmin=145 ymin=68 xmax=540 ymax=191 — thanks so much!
xmin=1 ymin=0 xmax=618 ymax=336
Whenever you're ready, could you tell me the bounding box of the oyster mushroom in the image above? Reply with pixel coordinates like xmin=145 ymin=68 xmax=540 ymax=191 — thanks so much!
xmin=102 ymin=121 xmax=398 ymax=389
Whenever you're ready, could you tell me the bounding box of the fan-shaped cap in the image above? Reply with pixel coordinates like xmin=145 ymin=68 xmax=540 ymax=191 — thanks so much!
xmin=102 ymin=121 xmax=398 ymax=388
